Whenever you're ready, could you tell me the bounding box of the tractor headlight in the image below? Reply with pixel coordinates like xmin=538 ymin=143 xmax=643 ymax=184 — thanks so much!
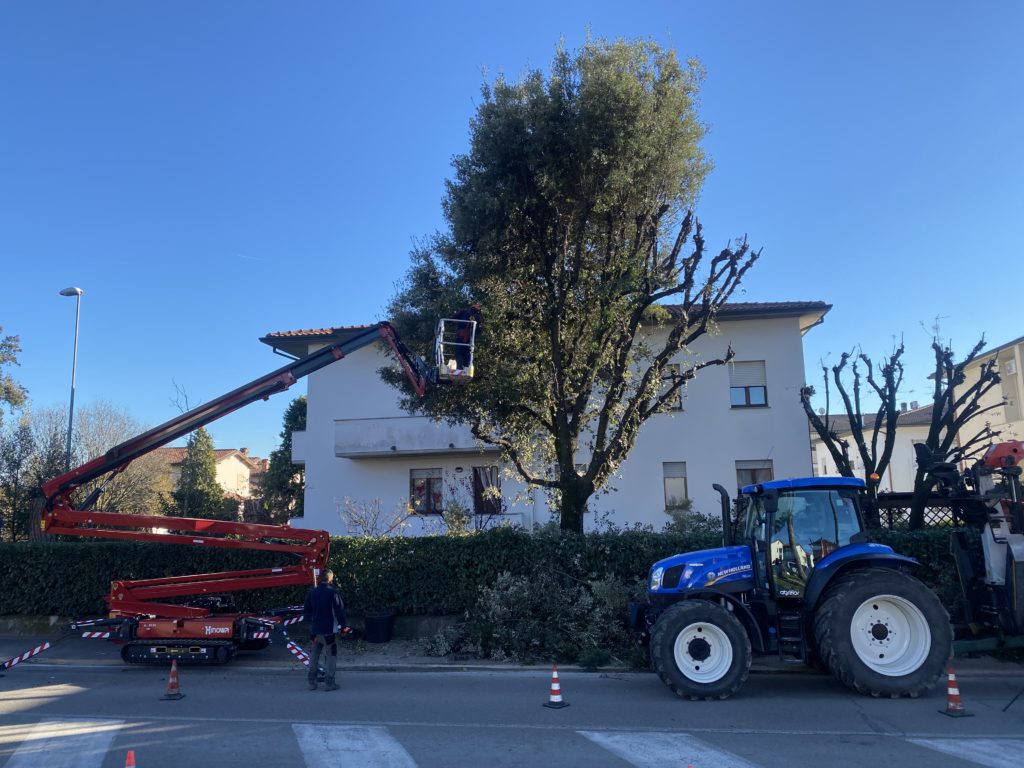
xmin=650 ymin=566 xmax=664 ymax=591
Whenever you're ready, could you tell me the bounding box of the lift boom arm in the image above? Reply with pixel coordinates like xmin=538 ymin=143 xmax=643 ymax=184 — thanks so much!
xmin=39 ymin=321 xmax=432 ymax=618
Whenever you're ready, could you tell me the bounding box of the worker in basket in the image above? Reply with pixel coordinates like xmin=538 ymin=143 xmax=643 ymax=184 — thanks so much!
xmin=450 ymin=301 xmax=482 ymax=374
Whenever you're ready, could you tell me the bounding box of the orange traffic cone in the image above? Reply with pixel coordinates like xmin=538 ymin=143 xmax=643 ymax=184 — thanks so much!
xmin=124 ymin=750 xmax=136 ymax=767
xmin=161 ymin=659 xmax=185 ymax=701
xmin=542 ymin=664 xmax=569 ymax=709
xmin=939 ymin=664 xmax=972 ymax=717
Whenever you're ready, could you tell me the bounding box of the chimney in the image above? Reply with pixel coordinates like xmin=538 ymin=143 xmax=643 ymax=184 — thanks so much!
xmin=900 ymin=402 xmax=907 ymax=412
xmin=910 ymin=401 xmax=919 ymax=410
xmin=240 ymin=447 xmax=248 ymax=456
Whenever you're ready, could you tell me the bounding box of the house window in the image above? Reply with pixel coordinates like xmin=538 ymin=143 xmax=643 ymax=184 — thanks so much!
xmin=410 ymin=468 xmax=443 ymax=514
xmin=736 ymin=459 xmax=774 ymax=489
xmin=729 ymin=361 xmax=768 ymax=408
xmin=472 ymin=466 xmax=501 ymax=516
xmin=660 ymin=364 xmax=683 ymax=411
xmin=663 ymin=462 xmax=688 ymax=509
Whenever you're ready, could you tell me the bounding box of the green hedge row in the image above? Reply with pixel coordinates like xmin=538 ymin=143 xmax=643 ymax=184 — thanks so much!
xmin=0 ymin=527 xmax=969 ymax=620
xmin=0 ymin=528 xmax=720 ymax=618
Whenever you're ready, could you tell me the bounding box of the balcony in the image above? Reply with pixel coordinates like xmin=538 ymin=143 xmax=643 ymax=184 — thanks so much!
xmin=334 ymin=416 xmax=495 ymax=458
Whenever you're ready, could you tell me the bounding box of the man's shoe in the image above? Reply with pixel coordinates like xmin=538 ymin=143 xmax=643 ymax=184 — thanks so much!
xmin=308 ymin=682 xmax=318 ymax=691
xmin=324 ymin=681 xmax=340 ymax=691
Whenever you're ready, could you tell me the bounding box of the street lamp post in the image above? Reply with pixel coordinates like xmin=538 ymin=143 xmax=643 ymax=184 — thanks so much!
xmin=60 ymin=287 xmax=83 ymax=472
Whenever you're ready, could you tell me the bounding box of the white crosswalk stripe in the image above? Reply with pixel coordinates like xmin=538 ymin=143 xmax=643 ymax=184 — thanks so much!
xmin=908 ymin=738 xmax=1024 ymax=768
xmin=4 ymin=719 xmax=124 ymax=768
xmin=293 ymin=724 xmax=417 ymax=767
xmin=578 ymin=730 xmax=760 ymax=768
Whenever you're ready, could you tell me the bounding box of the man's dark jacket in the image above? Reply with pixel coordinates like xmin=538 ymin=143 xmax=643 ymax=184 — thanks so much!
xmin=303 ymin=583 xmax=346 ymax=635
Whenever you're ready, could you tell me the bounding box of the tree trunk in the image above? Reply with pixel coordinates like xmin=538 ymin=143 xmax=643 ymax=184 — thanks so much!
xmin=908 ymin=469 xmax=931 ymax=530
xmin=862 ymin=483 xmax=881 ymax=529
xmin=558 ymin=481 xmax=589 ymax=534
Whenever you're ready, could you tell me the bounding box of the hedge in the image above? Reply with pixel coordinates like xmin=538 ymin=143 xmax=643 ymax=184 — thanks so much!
xmin=0 ymin=526 xmax=972 ymax=621
xmin=0 ymin=528 xmax=720 ymax=618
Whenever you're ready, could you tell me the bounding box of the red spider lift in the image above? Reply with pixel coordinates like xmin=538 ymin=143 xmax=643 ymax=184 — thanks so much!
xmin=40 ymin=322 xmax=439 ymax=663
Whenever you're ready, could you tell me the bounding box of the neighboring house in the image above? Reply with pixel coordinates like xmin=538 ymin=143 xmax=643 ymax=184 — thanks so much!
xmin=959 ymin=334 xmax=1024 ymax=445
xmin=809 ymin=403 xmax=933 ymax=492
xmin=154 ymin=447 xmax=264 ymax=500
xmin=260 ymin=301 xmax=830 ymax=535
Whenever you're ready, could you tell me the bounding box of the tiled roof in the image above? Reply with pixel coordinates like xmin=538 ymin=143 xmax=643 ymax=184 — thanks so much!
xmin=261 ymin=323 xmax=378 ymax=340
xmin=816 ymin=403 xmax=934 ymax=435
xmin=260 ymin=301 xmax=832 ymax=350
xmin=664 ymin=300 xmax=830 ymax=317
xmin=153 ymin=447 xmax=263 ymax=467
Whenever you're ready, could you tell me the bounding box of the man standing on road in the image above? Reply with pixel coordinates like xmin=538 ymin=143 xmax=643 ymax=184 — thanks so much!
xmin=303 ymin=569 xmax=347 ymax=691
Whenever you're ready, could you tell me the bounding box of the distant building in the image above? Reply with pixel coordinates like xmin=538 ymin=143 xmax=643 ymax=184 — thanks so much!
xmin=959 ymin=334 xmax=1024 ymax=446
xmin=809 ymin=403 xmax=933 ymax=492
xmin=153 ymin=446 xmax=265 ymax=500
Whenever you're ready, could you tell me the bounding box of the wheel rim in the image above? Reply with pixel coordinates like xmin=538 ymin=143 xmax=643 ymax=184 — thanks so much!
xmin=673 ymin=621 xmax=733 ymax=683
xmin=849 ymin=593 xmax=931 ymax=676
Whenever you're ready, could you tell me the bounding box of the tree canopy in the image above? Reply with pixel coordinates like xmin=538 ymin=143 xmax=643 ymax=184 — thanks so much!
xmin=169 ymin=427 xmax=226 ymax=519
xmin=260 ymin=396 xmax=306 ymax=524
xmin=0 ymin=327 xmax=28 ymax=427
xmin=386 ymin=38 xmax=758 ymax=532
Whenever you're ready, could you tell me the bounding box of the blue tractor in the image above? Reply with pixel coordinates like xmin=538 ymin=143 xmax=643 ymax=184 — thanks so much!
xmin=632 ymin=477 xmax=953 ymax=700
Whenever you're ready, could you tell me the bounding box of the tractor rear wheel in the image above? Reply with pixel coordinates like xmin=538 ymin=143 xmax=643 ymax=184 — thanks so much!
xmin=650 ymin=600 xmax=751 ymax=701
xmin=814 ymin=569 xmax=951 ymax=698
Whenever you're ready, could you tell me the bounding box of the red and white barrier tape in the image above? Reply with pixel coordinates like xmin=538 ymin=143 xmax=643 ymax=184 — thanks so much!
xmin=81 ymin=632 xmax=111 ymax=639
xmin=285 ymin=640 xmax=310 ymax=666
xmin=2 ymin=641 xmax=52 ymax=670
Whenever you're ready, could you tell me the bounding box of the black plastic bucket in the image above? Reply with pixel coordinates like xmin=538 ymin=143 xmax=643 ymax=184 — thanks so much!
xmin=363 ymin=609 xmax=395 ymax=643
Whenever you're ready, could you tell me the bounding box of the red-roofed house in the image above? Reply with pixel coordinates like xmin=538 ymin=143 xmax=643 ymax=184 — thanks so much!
xmin=154 ymin=447 xmax=264 ymax=499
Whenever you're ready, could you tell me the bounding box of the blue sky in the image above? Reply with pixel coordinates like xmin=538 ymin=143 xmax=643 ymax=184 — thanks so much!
xmin=2 ymin=1 xmax=1021 ymax=459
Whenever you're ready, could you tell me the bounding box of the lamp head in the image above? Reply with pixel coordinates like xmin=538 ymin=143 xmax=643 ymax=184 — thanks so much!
xmin=60 ymin=287 xmax=83 ymax=297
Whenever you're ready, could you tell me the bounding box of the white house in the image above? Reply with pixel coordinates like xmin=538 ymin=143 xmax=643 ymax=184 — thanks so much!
xmin=809 ymin=403 xmax=933 ymax=492
xmin=260 ymin=301 xmax=830 ymax=535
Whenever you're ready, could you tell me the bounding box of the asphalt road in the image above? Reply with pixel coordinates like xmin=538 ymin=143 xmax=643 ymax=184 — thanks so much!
xmin=2 ymin=635 xmax=1024 ymax=767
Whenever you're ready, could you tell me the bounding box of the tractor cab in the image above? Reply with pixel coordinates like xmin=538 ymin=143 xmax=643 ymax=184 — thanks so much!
xmin=739 ymin=477 xmax=866 ymax=599
xmin=435 ymin=317 xmax=478 ymax=383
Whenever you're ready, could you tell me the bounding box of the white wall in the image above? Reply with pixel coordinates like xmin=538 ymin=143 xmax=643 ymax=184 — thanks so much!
xmin=215 ymin=454 xmax=253 ymax=497
xmin=590 ymin=316 xmax=813 ymax=527
xmin=811 ymin=424 xmax=929 ymax=493
xmin=290 ymin=315 xmax=817 ymax=534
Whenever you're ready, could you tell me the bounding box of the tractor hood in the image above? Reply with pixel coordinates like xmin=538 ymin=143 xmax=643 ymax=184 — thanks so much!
xmin=649 ymin=545 xmax=753 ymax=594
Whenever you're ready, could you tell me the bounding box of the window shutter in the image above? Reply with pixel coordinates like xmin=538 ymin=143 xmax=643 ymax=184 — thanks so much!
xmin=663 ymin=462 xmax=687 ymax=478
xmin=729 ymin=361 xmax=766 ymax=387
xmin=736 ymin=459 xmax=772 ymax=471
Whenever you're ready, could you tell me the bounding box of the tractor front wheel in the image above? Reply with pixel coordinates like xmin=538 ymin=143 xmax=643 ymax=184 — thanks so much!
xmin=814 ymin=569 xmax=951 ymax=698
xmin=650 ymin=600 xmax=751 ymax=701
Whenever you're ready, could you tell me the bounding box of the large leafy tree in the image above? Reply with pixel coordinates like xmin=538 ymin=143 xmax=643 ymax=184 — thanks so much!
xmin=1 ymin=327 xmax=28 ymax=427
xmin=386 ymin=38 xmax=757 ymax=532
xmin=260 ymin=396 xmax=306 ymax=524
xmin=170 ymin=427 xmax=226 ymax=519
